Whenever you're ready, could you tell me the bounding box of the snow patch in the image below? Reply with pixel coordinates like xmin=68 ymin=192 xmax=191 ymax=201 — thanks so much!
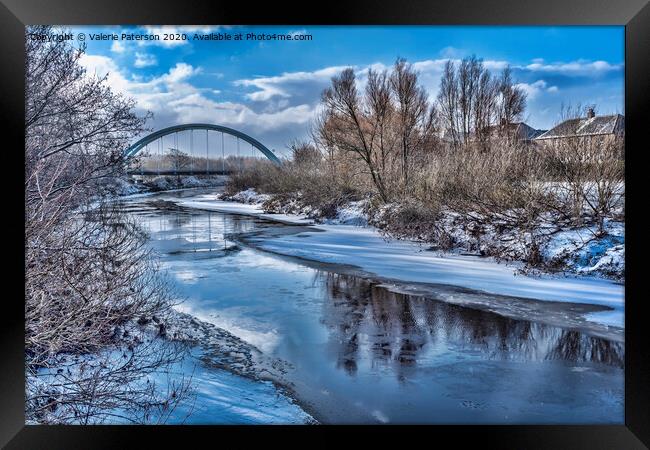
xmin=322 ymin=200 xmax=369 ymax=226
xmin=174 ymin=190 xmax=625 ymax=328
xmin=544 ymin=220 xmax=624 ymax=280
xmin=227 ymin=187 xmax=271 ymax=204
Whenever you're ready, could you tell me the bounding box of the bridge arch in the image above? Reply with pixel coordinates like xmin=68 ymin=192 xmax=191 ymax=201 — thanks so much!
xmin=124 ymin=123 xmax=281 ymax=165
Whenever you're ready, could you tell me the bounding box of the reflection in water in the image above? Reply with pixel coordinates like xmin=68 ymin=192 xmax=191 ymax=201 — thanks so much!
xmin=131 ymin=202 xmax=261 ymax=256
xmin=130 ymin=201 xmax=625 ymax=375
xmin=321 ymin=273 xmax=624 ymax=378
xmin=121 ymin=193 xmax=624 ymax=424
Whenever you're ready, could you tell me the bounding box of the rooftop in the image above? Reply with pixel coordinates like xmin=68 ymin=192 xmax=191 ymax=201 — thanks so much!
xmin=535 ymin=114 xmax=624 ymax=140
xmin=440 ymin=122 xmax=547 ymax=142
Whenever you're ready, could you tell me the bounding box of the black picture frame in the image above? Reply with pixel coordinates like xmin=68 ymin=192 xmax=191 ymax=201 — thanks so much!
xmin=3 ymin=0 xmax=648 ymax=447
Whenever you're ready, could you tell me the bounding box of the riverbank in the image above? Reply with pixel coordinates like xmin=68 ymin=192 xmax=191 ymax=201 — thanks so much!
xmin=116 ymin=189 xmax=624 ymax=424
xmin=143 ymin=308 xmax=317 ymax=424
xmin=27 ymin=306 xmax=314 ymax=424
xmin=44 ymin=184 xmax=317 ymax=424
xmin=110 ymin=174 xmax=229 ymax=197
xmin=169 ymin=189 xmax=624 ymax=331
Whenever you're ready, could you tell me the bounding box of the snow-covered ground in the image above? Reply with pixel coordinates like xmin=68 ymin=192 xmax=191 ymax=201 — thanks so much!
xmin=108 ymin=175 xmax=230 ymax=198
xmin=28 ymin=349 xmax=311 ymax=425
xmin=160 ymin=311 xmax=314 ymax=424
xmin=170 ymin=358 xmax=312 ymax=424
xmin=170 ymin=189 xmax=624 ymax=329
xmin=177 ymin=190 xmax=314 ymax=225
xmin=27 ymin=311 xmax=313 ymax=425
xmin=543 ymin=221 xmax=624 ymax=279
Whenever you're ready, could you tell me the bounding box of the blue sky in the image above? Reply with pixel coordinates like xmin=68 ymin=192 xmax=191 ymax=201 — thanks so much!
xmin=71 ymin=25 xmax=624 ymax=156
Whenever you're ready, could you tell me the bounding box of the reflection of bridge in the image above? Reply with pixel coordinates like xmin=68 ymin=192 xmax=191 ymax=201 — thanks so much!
xmin=124 ymin=123 xmax=281 ymax=176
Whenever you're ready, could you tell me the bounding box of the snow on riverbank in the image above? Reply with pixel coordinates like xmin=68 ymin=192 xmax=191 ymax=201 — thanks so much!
xmin=176 ymin=190 xmax=314 ymax=225
xmin=161 ymin=310 xmax=314 ymax=424
xmin=108 ymin=175 xmax=230 ymax=198
xmin=256 ymin=224 xmax=623 ymax=325
xmin=543 ymin=222 xmax=624 ymax=280
xmin=168 ymin=356 xmax=313 ymax=424
xmin=171 ymin=190 xmax=624 ymax=329
xmin=28 ymin=310 xmax=313 ymax=425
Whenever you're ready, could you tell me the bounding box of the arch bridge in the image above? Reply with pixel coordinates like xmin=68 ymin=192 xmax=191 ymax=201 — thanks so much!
xmin=125 ymin=123 xmax=281 ymax=175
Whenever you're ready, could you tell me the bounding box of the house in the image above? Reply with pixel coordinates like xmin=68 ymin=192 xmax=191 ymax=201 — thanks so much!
xmin=533 ymin=108 xmax=624 ymax=145
xmin=486 ymin=121 xmax=547 ymax=143
xmin=439 ymin=121 xmax=546 ymax=145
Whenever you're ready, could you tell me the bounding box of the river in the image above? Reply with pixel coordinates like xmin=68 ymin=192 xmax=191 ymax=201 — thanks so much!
xmin=120 ymin=188 xmax=624 ymax=425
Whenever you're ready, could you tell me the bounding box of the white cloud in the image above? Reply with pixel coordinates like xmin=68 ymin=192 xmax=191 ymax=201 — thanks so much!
xmin=523 ymin=59 xmax=622 ymax=75
xmin=411 ymin=59 xmax=449 ymax=72
xmin=439 ymin=46 xmax=463 ymax=58
xmin=134 ymin=52 xmax=157 ymax=68
xmin=79 ymin=54 xmax=132 ymax=93
xmin=110 ymin=40 xmax=125 ymax=53
xmin=163 ymin=62 xmax=201 ymax=82
xmin=515 ymin=79 xmax=559 ymax=99
xmin=235 ymin=66 xmax=349 ymax=102
xmin=78 ymin=52 xmax=620 ymax=150
xmin=233 ymin=58 xmax=514 ymax=122
xmin=411 ymin=57 xmax=620 ymax=78
xmin=234 ymin=58 xmax=513 ymax=107
xmin=78 ymin=53 xmax=317 ymax=142
xmin=483 ymin=60 xmax=510 ymax=70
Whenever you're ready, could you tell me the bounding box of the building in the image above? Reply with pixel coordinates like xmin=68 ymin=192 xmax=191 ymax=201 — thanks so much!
xmin=439 ymin=121 xmax=546 ymax=145
xmin=487 ymin=121 xmax=547 ymax=143
xmin=533 ymin=108 xmax=624 ymax=145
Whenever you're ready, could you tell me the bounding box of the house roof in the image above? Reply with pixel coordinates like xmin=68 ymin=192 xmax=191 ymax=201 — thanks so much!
xmin=527 ymin=128 xmax=547 ymax=140
xmin=510 ymin=122 xmax=547 ymax=140
xmin=439 ymin=122 xmax=546 ymax=142
xmin=535 ymin=114 xmax=624 ymax=140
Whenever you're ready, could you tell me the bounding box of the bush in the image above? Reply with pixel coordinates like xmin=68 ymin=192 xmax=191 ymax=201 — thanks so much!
xmin=371 ymin=201 xmax=454 ymax=249
xmin=226 ymin=143 xmax=365 ymax=220
xmin=25 ymin=26 xmax=191 ymax=424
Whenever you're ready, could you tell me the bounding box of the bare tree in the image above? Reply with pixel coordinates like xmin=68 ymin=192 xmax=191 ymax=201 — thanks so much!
xmin=584 ymin=137 xmax=624 ymax=235
xmin=366 ymin=67 xmax=394 ymax=180
xmin=390 ymin=58 xmax=436 ymax=190
xmin=458 ymin=56 xmax=482 ymax=145
xmin=438 ymin=56 xmax=495 ymax=148
xmin=438 ymin=60 xmax=462 ymax=149
xmin=165 ymin=147 xmax=192 ymax=183
xmin=318 ymin=60 xmax=436 ymax=201
xmin=542 ymin=104 xmax=624 ymax=234
xmin=319 ymin=68 xmax=392 ymax=201
xmin=291 ymin=141 xmax=322 ymax=169
xmin=497 ymin=66 xmax=527 ymax=143
xmin=437 ymin=57 xmax=526 ymax=150
xmin=473 ymin=69 xmax=499 ymax=149
xmin=25 ymin=26 xmax=190 ymax=424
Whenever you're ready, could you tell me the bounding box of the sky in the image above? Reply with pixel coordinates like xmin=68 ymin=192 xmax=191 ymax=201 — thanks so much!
xmin=69 ymin=25 xmax=624 ymax=157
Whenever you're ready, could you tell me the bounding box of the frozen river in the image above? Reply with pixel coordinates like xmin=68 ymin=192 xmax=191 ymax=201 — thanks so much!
xmin=121 ymin=188 xmax=624 ymax=424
